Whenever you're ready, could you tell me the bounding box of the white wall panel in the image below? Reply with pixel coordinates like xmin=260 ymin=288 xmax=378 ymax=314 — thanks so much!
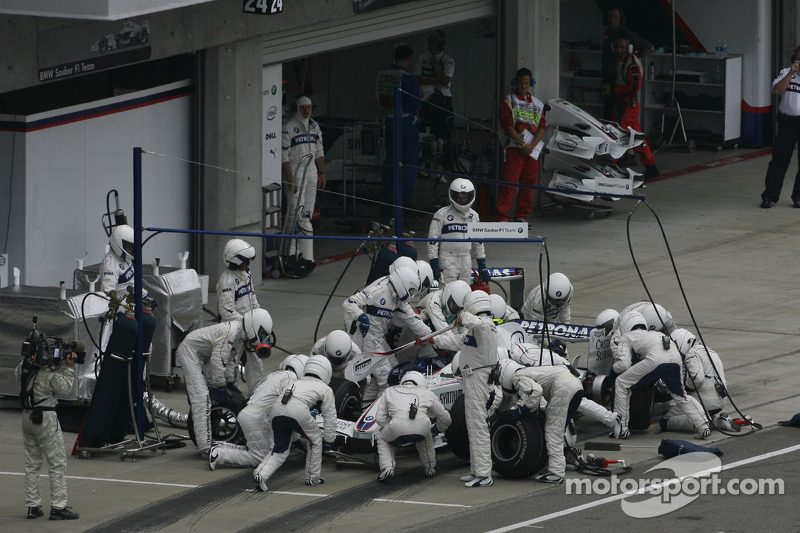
xmin=13 ymin=80 xmax=192 ymax=286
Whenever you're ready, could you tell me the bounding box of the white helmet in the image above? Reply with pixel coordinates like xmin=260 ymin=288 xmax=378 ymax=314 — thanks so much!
xmin=464 ymin=289 xmax=492 ymax=316
xmin=595 ymin=308 xmax=620 ymax=333
xmin=670 ymin=328 xmax=696 ymax=355
xmin=323 ymin=330 xmax=352 ymax=365
xmin=545 ymin=273 xmax=572 ymax=308
xmin=449 ymin=178 xmax=476 ymax=213
xmin=280 ymin=354 xmax=309 ymax=377
xmin=109 ymin=224 xmax=135 ymax=261
xmin=499 ymin=358 xmax=523 ymax=391
xmin=641 ymin=303 xmax=674 ymax=333
xmin=242 ymin=309 xmax=273 ymax=357
xmin=390 ymin=255 xmax=417 ymax=274
xmin=388 ymin=265 xmax=421 ymax=302
xmin=489 ymin=294 xmax=508 ymax=320
xmin=619 ymin=310 xmax=647 ymax=334
xmin=224 ymin=238 xmax=256 ymax=268
xmin=400 ymin=370 xmax=427 ymax=389
xmin=441 ymin=280 xmax=471 ymax=318
xmin=303 ymin=354 xmax=333 ymax=384
xmin=416 ymin=260 xmax=435 ymax=298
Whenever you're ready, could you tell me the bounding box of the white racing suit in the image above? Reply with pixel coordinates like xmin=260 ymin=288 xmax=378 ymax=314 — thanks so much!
xmin=521 ymin=283 xmax=572 ymax=322
xmin=282 ymin=114 xmax=324 ymax=260
xmin=100 ymin=250 xmax=137 ymax=297
xmin=509 ymin=351 xmax=583 ymax=478
xmin=212 ymin=369 xmax=295 ymax=468
xmin=420 ymin=289 xmax=467 ymax=352
xmin=311 ymin=336 xmax=361 ymax=378
xmin=664 ymin=343 xmax=728 ymax=431
xmin=427 ymin=206 xmax=486 ymax=283
xmin=16 ymin=360 xmax=75 ymax=510
xmin=512 ymin=342 xmax=617 ymax=428
xmin=175 ymin=321 xmax=242 ymax=453
xmin=343 ymin=276 xmax=432 ymax=401
xmin=216 ymin=268 xmax=259 ymax=322
xmin=253 ymin=376 xmax=336 ymax=485
xmin=99 ymin=250 xmax=148 ymax=351
xmin=375 ymin=384 xmax=452 ymax=473
xmin=613 ymin=329 xmax=707 ymax=434
xmin=459 ymin=311 xmax=500 ymax=479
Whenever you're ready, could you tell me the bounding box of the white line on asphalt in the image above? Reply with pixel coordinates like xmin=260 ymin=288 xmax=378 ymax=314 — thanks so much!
xmin=0 ymin=471 xmax=198 ymax=488
xmin=244 ymin=489 xmax=330 ymax=497
xmin=484 ymin=443 xmax=800 ymax=533
xmin=373 ymin=498 xmax=472 ymax=508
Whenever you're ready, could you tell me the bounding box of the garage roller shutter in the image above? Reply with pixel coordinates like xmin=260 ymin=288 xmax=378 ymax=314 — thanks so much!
xmin=262 ymin=0 xmax=495 ymax=64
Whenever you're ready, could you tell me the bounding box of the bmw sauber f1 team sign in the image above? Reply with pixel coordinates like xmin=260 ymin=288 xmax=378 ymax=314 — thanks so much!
xmin=466 ymin=222 xmax=528 ymax=239
xmin=243 ymin=0 xmax=283 ymax=15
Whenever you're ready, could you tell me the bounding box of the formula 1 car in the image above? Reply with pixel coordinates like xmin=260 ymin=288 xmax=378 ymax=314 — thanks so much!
xmin=91 ymin=20 xmax=150 ymax=54
xmin=327 ymin=356 xmax=550 ymax=479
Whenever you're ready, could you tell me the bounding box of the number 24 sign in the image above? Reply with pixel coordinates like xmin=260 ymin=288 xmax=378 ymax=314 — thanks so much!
xmin=243 ymin=0 xmax=283 ymax=15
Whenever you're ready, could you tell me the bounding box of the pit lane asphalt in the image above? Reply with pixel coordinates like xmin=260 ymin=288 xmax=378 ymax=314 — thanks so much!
xmin=2 ymin=147 xmax=799 ymax=532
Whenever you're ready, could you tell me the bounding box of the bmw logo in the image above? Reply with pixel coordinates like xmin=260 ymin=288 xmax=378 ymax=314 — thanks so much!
xmin=555 ymin=291 xmax=563 ymax=297
xmin=447 ymin=215 xmax=454 ymax=221
xmin=518 ymin=227 xmax=523 ymax=233
xmin=294 ymin=127 xmax=299 ymax=133
xmin=380 ymin=298 xmax=386 ymax=305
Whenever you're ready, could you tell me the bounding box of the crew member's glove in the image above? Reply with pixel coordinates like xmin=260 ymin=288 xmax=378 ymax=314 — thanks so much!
xmin=508 ymin=405 xmax=530 ymax=421
xmin=476 ymin=258 xmax=491 ymax=283
xmin=548 ymin=340 xmax=567 ymax=357
xmin=429 ymin=258 xmax=440 ymax=280
xmin=431 ymin=424 xmax=440 ymax=436
xmin=214 ymin=387 xmax=229 ymax=405
xmin=357 ymin=313 xmax=370 ymax=337
xmin=415 ymin=336 xmax=434 ymax=346
xmin=322 ymin=440 xmax=334 ymax=452
xmin=226 ymin=382 xmax=242 ymax=394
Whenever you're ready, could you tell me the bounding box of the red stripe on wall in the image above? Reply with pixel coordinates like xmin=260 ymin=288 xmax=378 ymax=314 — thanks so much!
xmin=657 ymin=0 xmax=706 ymax=52
xmin=742 ymin=101 xmax=771 ymax=113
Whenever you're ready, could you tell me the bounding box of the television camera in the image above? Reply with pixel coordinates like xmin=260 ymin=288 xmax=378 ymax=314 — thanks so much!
xmin=20 ymin=316 xmax=86 ymax=369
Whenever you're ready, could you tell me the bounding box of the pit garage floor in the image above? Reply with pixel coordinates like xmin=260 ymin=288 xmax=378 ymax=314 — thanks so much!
xmin=1 ymin=144 xmax=799 ymax=532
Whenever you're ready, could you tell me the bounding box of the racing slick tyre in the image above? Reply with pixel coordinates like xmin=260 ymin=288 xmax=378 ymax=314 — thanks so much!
xmin=490 ymin=411 xmax=548 ymax=479
xmin=627 ymin=384 xmax=655 ymax=431
xmin=330 ymin=377 xmax=363 ymax=422
xmin=137 ymin=28 xmax=149 ymax=45
xmin=98 ymin=37 xmax=108 ymax=54
xmin=444 ymin=395 xmax=470 ymax=461
xmin=187 ymin=390 xmax=246 ymax=446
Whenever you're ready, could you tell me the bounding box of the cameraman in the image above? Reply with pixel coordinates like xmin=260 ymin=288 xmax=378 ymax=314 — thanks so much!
xmin=16 ymin=347 xmax=80 ymax=520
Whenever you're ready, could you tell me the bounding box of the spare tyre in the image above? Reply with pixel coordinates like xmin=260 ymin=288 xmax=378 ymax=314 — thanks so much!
xmin=628 ymin=385 xmax=655 ymax=431
xmin=444 ymin=395 xmax=470 ymax=460
xmin=188 ymin=390 xmax=246 ymax=446
xmin=490 ymin=410 xmax=547 ymax=478
xmin=329 ymin=377 xmax=363 ymax=422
